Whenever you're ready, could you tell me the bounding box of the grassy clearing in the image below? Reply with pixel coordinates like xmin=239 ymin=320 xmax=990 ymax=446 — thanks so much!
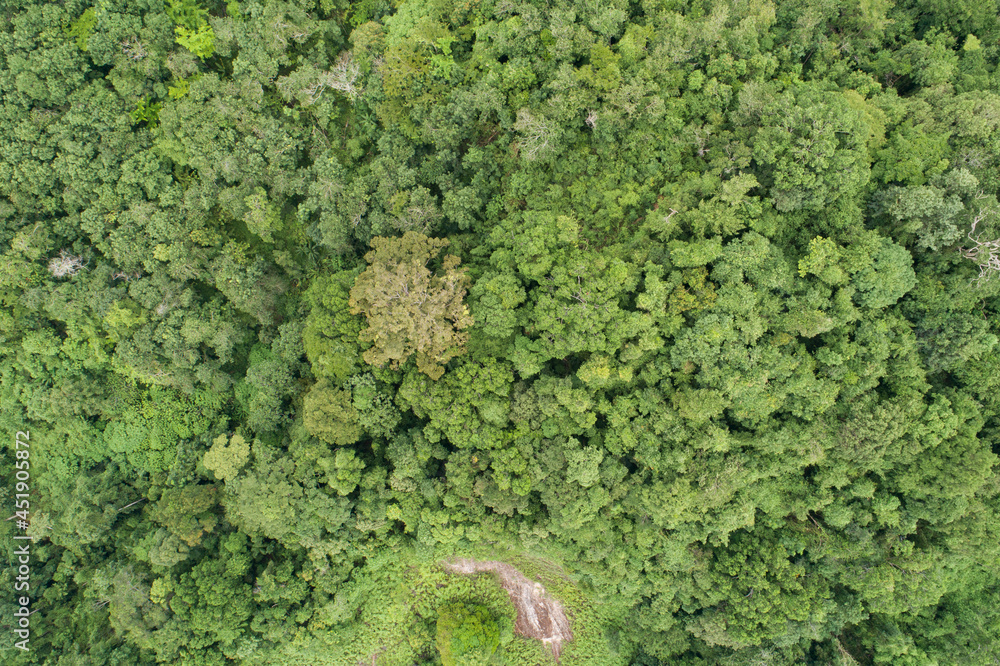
xmin=273 ymin=545 xmax=630 ymax=665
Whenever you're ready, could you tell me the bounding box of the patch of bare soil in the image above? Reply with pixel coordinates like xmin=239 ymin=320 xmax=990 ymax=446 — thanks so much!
xmin=442 ymin=558 xmax=573 ymax=662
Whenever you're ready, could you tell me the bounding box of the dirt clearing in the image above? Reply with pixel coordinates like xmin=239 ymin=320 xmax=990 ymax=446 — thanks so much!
xmin=442 ymin=558 xmax=573 ymax=661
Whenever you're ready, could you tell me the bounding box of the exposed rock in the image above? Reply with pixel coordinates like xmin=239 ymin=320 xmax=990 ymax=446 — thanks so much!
xmin=442 ymin=558 xmax=573 ymax=661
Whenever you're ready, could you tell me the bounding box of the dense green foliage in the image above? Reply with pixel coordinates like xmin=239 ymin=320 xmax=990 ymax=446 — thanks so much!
xmin=436 ymin=602 xmax=501 ymax=666
xmin=2 ymin=0 xmax=1000 ymax=663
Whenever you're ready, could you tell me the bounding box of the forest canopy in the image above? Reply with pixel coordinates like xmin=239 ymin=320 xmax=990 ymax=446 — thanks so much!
xmin=2 ymin=0 xmax=1000 ymax=664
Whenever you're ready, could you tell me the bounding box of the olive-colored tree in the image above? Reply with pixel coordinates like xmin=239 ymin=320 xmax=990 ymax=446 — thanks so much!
xmin=349 ymin=231 xmax=473 ymax=379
